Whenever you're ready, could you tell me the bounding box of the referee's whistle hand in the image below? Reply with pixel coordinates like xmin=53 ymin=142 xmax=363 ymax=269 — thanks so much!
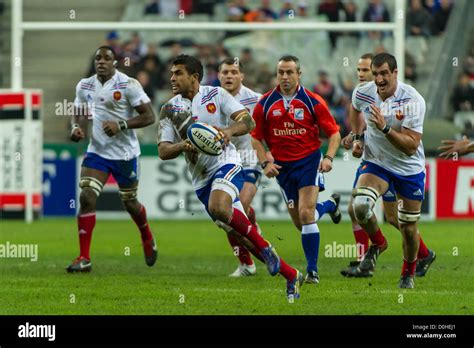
xmin=264 ymin=163 xmax=281 ymax=178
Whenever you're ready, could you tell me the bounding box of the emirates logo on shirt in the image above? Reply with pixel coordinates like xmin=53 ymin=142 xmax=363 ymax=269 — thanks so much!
xmin=206 ymin=103 xmax=216 ymax=114
xmin=113 ymin=91 xmax=122 ymax=101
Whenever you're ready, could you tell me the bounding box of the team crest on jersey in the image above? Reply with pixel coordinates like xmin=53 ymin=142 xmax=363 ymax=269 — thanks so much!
xmin=294 ymin=108 xmax=304 ymax=120
xmin=272 ymin=109 xmax=282 ymax=116
xmin=113 ymin=91 xmax=122 ymax=101
xmin=395 ymin=110 xmax=404 ymax=121
xmin=206 ymin=103 xmax=216 ymax=114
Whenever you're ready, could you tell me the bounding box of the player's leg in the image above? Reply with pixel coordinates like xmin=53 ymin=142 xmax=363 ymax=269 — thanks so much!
xmin=226 ymin=172 xmax=260 ymax=277
xmin=206 ymin=165 xmax=302 ymax=299
xmin=67 ymin=154 xmax=109 ymax=273
xmin=314 ymin=173 xmax=341 ymax=224
xmin=298 ymin=185 xmax=323 ymax=284
xmin=397 ymin=195 xmax=422 ymax=289
xmin=394 ymin=169 xmax=434 ymax=287
xmin=341 ymin=165 xmax=370 ymax=276
xmin=384 ymin=191 xmax=434 ymax=277
xmin=113 ymin=157 xmax=157 ymax=267
xmin=351 ymin=170 xmax=390 ymax=277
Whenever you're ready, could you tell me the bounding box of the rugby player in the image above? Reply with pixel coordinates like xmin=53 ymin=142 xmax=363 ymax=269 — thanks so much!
xmin=67 ymin=46 xmax=157 ymax=273
xmin=157 ymin=54 xmax=303 ymax=300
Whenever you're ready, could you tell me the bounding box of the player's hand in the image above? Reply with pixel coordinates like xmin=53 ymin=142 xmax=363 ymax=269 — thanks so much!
xmin=70 ymin=127 xmax=85 ymax=142
xmin=352 ymin=140 xmax=363 ymax=158
xmin=214 ymin=127 xmax=232 ymax=146
xmin=438 ymin=136 xmax=470 ymax=159
xmin=368 ymin=104 xmax=385 ymax=131
xmin=181 ymin=139 xmax=198 ymax=153
xmin=319 ymin=158 xmax=333 ymax=173
xmin=341 ymin=133 xmax=353 ymax=150
xmin=102 ymin=121 xmax=120 ymax=137
xmin=264 ymin=162 xmax=282 ymax=178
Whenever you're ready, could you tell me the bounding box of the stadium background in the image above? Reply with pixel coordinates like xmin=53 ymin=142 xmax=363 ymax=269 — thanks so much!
xmin=0 ymin=0 xmax=473 ymax=319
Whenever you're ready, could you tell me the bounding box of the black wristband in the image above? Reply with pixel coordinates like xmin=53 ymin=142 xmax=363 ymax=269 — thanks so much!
xmin=261 ymin=160 xmax=270 ymax=169
xmin=324 ymin=155 xmax=334 ymax=162
xmin=382 ymin=124 xmax=391 ymax=134
xmin=352 ymin=133 xmax=362 ymax=141
xmin=118 ymin=120 xmax=128 ymax=131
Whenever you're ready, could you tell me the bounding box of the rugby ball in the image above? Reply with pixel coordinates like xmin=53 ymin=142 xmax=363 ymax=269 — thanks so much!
xmin=187 ymin=122 xmax=224 ymax=156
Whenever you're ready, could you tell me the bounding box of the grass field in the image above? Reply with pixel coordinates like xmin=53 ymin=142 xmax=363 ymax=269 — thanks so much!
xmin=0 ymin=219 xmax=472 ymax=315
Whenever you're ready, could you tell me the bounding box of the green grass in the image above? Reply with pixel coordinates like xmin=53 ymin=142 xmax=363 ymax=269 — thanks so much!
xmin=0 ymin=219 xmax=472 ymax=315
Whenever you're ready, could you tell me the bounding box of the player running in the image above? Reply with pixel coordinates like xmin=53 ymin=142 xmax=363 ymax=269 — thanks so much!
xmin=340 ymin=53 xmax=435 ymax=278
xmin=217 ymin=57 xmax=262 ymax=277
xmin=251 ymin=55 xmax=341 ymax=284
xmin=350 ymin=52 xmax=431 ymax=288
xmin=67 ymin=46 xmax=157 ymax=273
xmin=157 ymin=54 xmax=303 ymax=300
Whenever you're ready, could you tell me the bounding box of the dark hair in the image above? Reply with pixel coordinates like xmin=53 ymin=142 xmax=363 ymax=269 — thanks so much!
xmin=360 ymin=53 xmax=374 ymax=61
xmin=278 ymin=55 xmax=301 ymax=72
xmin=217 ymin=57 xmax=243 ymax=72
xmin=372 ymin=53 xmax=397 ymax=72
xmin=172 ymin=54 xmax=203 ymax=82
xmin=96 ymin=45 xmax=117 ymax=59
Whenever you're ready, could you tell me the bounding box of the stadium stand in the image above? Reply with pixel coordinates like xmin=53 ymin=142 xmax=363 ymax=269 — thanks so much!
xmin=5 ymin=0 xmax=473 ymax=149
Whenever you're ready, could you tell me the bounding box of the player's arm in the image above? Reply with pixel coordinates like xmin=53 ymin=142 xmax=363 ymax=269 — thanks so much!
xmin=215 ymin=109 xmax=255 ymax=144
xmin=158 ymin=140 xmax=195 ymax=160
xmin=369 ymin=104 xmax=421 ymax=156
xmin=349 ymin=105 xmax=365 ymax=158
xmin=250 ymin=101 xmax=281 ymax=178
xmin=103 ymin=102 xmax=155 ymax=137
xmin=157 ymin=107 xmax=196 ymax=160
xmin=71 ymin=82 xmax=88 ymax=142
xmin=313 ymin=96 xmax=341 ymax=173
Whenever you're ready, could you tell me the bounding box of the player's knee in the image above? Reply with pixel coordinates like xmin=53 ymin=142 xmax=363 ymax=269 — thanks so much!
xmin=79 ymin=188 xmax=97 ymax=212
xmin=122 ymin=198 xmax=140 ymax=215
xmin=352 ymin=187 xmax=379 ymax=223
xmin=299 ymin=206 xmax=315 ymax=225
xmin=209 ymin=202 xmax=232 ymax=222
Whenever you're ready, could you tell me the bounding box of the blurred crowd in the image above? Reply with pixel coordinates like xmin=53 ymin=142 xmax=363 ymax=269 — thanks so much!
xmin=84 ymin=0 xmax=460 ymax=139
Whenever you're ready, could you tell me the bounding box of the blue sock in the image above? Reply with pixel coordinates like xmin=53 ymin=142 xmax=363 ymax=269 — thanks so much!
xmin=315 ymin=200 xmax=336 ymax=221
xmin=301 ymin=223 xmax=320 ymax=273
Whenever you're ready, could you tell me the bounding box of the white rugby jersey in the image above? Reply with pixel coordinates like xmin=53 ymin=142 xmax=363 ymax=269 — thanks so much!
xmin=352 ymin=80 xmax=425 ymax=175
xmin=230 ymin=85 xmax=262 ymax=171
xmin=158 ymin=85 xmax=245 ymax=190
xmin=74 ymin=71 xmax=150 ymax=160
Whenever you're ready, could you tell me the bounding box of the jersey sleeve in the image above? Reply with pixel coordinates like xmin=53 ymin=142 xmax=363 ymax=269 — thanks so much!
xmin=219 ymin=87 xmax=246 ymax=117
xmin=73 ymin=81 xmax=85 ymax=108
xmin=351 ymin=83 xmax=364 ymax=112
xmin=157 ymin=107 xmax=178 ymax=144
xmin=246 ymin=92 xmax=263 ymax=115
xmin=250 ymin=101 xmax=265 ymax=141
xmin=313 ymin=95 xmax=340 ymax=137
xmin=401 ymin=96 xmax=425 ymax=134
xmin=126 ymin=78 xmax=151 ymax=107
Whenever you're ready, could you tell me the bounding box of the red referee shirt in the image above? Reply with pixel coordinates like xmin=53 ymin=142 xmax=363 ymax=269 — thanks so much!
xmin=251 ymin=85 xmax=340 ymax=162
